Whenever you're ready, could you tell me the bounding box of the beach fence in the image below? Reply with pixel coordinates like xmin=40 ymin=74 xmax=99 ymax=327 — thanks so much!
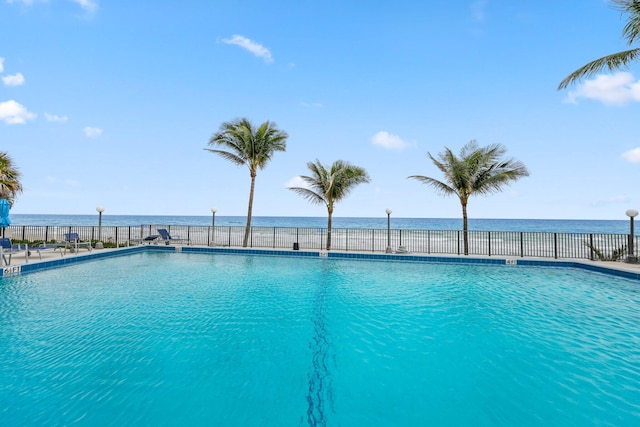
xmin=3 ymin=224 xmax=635 ymax=261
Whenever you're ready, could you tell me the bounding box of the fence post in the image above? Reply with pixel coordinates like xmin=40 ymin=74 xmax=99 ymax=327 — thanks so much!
xmin=228 ymin=227 xmax=231 ymax=247
xmin=428 ymin=230 xmax=431 ymax=254
xmin=520 ymin=232 xmax=524 ymax=257
xmin=488 ymin=231 xmax=491 ymax=257
xmin=346 ymin=229 xmax=348 ymax=252
xmin=372 ymin=230 xmax=375 ymax=252
xmin=457 ymin=231 xmax=460 ymax=255
xmin=589 ymin=234 xmax=594 ymax=261
xmin=554 ymin=233 xmax=558 ymax=259
xmin=45 ymin=226 xmax=49 ymax=243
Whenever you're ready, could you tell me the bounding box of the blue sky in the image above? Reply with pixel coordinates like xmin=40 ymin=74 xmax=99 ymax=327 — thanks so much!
xmin=2 ymin=0 xmax=639 ymax=220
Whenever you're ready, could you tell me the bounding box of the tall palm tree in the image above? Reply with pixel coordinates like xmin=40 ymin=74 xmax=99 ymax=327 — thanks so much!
xmin=558 ymin=0 xmax=640 ymax=89
xmin=408 ymin=141 xmax=529 ymax=255
xmin=206 ymin=118 xmax=288 ymax=247
xmin=289 ymin=159 xmax=370 ymax=251
xmin=0 ymin=151 xmax=23 ymax=207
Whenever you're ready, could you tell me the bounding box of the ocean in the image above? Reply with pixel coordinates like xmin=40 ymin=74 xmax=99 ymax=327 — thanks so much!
xmin=8 ymin=214 xmax=634 ymax=235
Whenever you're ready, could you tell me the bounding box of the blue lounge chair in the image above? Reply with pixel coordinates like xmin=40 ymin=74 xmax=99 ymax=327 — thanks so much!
xmin=0 ymin=238 xmax=29 ymax=265
xmin=141 ymin=235 xmax=160 ymax=244
xmin=62 ymin=232 xmax=93 ymax=254
xmin=157 ymin=229 xmax=190 ymax=245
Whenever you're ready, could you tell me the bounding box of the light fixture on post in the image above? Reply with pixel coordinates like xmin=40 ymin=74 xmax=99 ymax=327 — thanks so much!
xmin=626 ymin=209 xmax=638 ymax=263
xmin=211 ymin=207 xmax=217 ymax=247
xmin=385 ymin=208 xmax=392 ymax=253
xmin=96 ymin=206 xmax=105 ymax=249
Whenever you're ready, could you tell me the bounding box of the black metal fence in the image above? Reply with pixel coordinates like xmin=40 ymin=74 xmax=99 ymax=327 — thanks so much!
xmin=2 ymin=224 xmax=636 ymax=261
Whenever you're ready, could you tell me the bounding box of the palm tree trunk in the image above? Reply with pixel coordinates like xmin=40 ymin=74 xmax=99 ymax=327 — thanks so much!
xmin=243 ymin=174 xmax=256 ymax=247
xmin=326 ymin=207 xmax=333 ymax=251
xmin=462 ymin=202 xmax=468 ymax=255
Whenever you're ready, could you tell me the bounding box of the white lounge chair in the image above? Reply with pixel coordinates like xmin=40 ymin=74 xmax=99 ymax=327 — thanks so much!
xmin=61 ymin=233 xmax=93 ymax=254
xmin=157 ymin=229 xmax=190 ymax=245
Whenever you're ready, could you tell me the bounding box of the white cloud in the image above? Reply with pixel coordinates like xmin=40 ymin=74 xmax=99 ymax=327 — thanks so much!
xmin=622 ymin=147 xmax=640 ymax=163
xmin=470 ymin=0 xmax=488 ymax=22
xmin=221 ymin=35 xmax=274 ymax=63
xmin=6 ymin=0 xmax=97 ymax=12
xmin=2 ymin=72 xmax=25 ymax=86
xmin=6 ymin=0 xmax=47 ymax=6
xmin=565 ymin=72 xmax=640 ymax=106
xmin=0 ymin=57 xmax=4 ymax=73
xmin=286 ymin=176 xmax=308 ymax=189
xmin=0 ymin=100 xmax=36 ymax=124
xmin=45 ymin=112 xmax=68 ymax=122
xmin=84 ymin=126 xmax=102 ymax=138
xmin=371 ymin=131 xmax=409 ymax=150
xmin=69 ymin=0 xmax=97 ymax=12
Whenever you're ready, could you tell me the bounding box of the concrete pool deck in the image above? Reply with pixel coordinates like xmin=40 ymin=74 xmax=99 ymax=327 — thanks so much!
xmin=3 ymin=244 xmax=640 ymax=281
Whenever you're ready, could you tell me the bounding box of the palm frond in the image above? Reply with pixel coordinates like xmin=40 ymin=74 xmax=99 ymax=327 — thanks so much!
xmin=288 ymin=186 xmax=326 ymax=206
xmin=206 ymin=117 xmax=288 ymax=172
xmin=407 ymin=175 xmax=458 ymax=197
xmin=558 ymin=48 xmax=640 ymax=89
xmin=290 ymin=159 xmax=370 ymax=211
xmin=412 ymin=141 xmax=528 ymax=202
xmin=614 ymin=0 xmax=640 ymax=44
xmin=203 ymin=148 xmax=246 ymax=166
xmin=0 ymin=151 xmax=22 ymax=206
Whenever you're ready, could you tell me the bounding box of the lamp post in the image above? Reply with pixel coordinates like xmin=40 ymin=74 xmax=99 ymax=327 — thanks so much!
xmin=626 ymin=209 xmax=638 ymax=263
xmin=96 ymin=206 xmax=105 ymax=249
xmin=385 ymin=208 xmax=392 ymax=253
xmin=211 ymin=207 xmax=217 ymax=246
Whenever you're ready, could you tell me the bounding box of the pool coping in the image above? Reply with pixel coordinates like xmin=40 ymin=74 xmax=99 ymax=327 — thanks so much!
xmin=2 ymin=245 xmax=640 ymax=282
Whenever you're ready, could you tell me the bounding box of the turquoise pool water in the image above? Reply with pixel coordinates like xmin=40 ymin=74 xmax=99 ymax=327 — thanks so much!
xmin=1 ymin=253 xmax=639 ymax=426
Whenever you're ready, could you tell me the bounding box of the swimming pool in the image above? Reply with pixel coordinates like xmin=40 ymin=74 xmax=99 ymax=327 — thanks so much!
xmin=1 ymin=252 xmax=639 ymax=426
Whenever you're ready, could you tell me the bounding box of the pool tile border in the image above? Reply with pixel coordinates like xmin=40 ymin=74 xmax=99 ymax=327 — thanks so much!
xmin=2 ymin=245 xmax=640 ymax=282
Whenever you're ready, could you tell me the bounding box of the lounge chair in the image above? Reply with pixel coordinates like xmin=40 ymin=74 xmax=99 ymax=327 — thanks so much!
xmin=34 ymin=242 xmax=65 ymax=259
xmin=141 ymin=235 xmax=160 ymax=244
xmin=0 ymin=238 xmax=29 ymax=265
xmin=62 ymin=232 xmax=93 ymax=254
xmin=157 ymin=229 xmax=190 ymax=245
xmin=129 ymin=235 xmax=160 ymax=245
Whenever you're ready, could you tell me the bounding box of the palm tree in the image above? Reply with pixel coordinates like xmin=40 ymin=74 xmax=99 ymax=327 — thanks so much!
xmin=206 ymin=118 xmax=288 ymax=247
xmin=408 ymin=141 xmax=529 ymax=255
xmin=0 ymin=151 xmax=23 ymax=207
xmin=558 ymin=0 xmax=640 ymax=89
xmin=289 ymin=159 xmax=370 ymax=251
